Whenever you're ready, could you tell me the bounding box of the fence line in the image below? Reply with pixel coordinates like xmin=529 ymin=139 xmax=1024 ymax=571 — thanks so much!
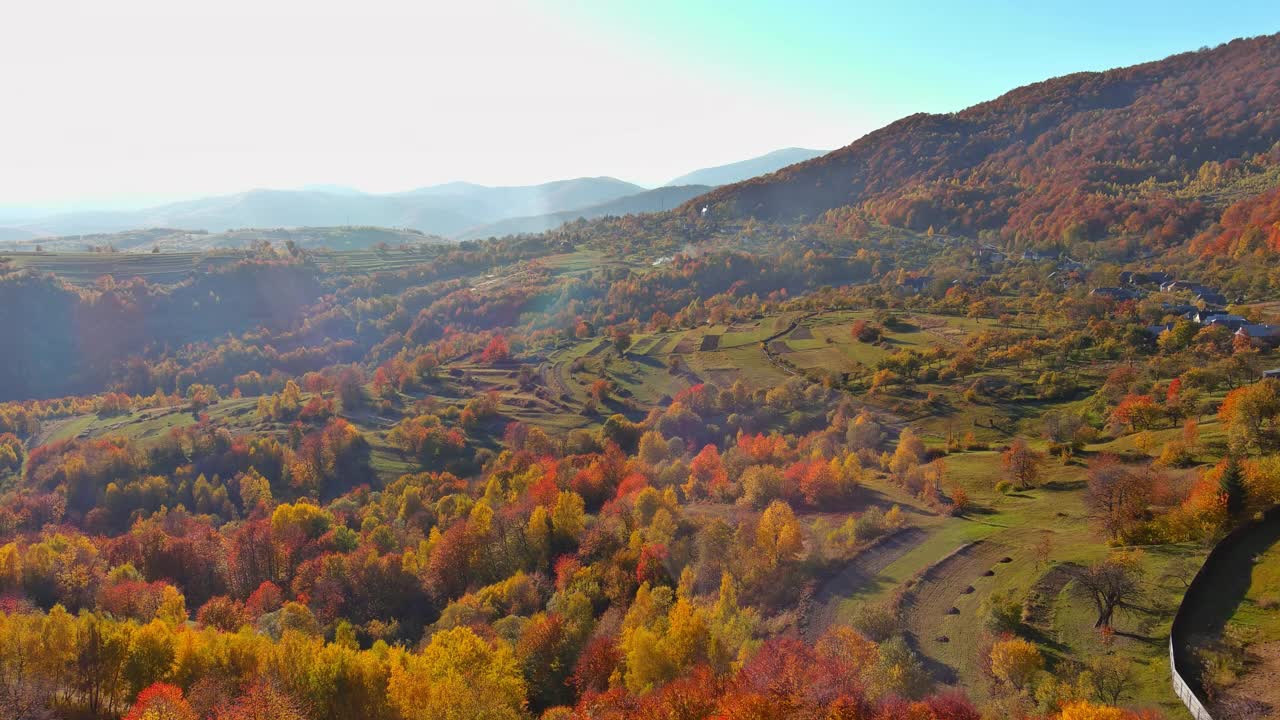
xmin=1168 ymin=634 xmax=1214 ymax=720
xmin=1168 ymin=505 xmax=1280 ymax=720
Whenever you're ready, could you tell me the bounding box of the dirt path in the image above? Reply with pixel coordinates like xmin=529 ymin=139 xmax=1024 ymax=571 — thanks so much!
xmin=29 ymin=417 xmax=74 ymax=448
xmin=759 ymin=312 xmax=817 ymax=378
xmin=902 ymin=538 xmax=1015 ymax=686
xmin=803 ymin=527 xmax=928 ymax=642
xmin=1214 ymin=641 xmax=1280 ymax=720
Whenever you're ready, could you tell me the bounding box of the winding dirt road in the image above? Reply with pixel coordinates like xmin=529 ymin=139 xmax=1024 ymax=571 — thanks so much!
xmin=804 ymin=527 xmax=928 ymax=642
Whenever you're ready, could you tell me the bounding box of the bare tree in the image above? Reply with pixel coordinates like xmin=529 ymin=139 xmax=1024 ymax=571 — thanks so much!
xmin=1085 ymin=455 xmax=1153 ymax=542
xmin=1034 ymin=533 xmax=1054 ymax=570
xmin=1001 ymin=438 xmax=1045 ymax=490
xmin=1075 ymin=554 xmax=1144 ymax=629
xmin=1088 ymin=655 xmax=1136 ymax=704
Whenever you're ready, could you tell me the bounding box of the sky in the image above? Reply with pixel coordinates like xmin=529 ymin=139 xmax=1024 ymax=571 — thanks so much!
xmin=1 ymin=0 xmax=1277 ymax=212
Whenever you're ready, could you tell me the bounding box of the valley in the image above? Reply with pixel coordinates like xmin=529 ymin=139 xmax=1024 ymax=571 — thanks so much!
xmin=2 ymin=31 xmax=1280 ymax=720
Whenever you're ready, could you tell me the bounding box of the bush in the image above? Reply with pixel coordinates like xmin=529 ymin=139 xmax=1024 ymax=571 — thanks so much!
xmin=995 ymin=480 xmax=1013 ymax=494
xmin=854 ymin=507 xmax=887 ymax=542
xmin=850 ymin=603 xmax=898 ymax=642
xmin=847 ymin=505 xmax=906 ymax=543
xmin=1155 ymin=440 xmax=1195 ymax=468
xmin=981 ymin=591 xmax=1023 ymax=634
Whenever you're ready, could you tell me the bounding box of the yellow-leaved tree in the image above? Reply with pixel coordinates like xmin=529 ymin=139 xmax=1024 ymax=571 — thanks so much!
xmin=388 ymin=626 xmax=526 ymax=720
xmin=1056 ymin=700 xmax=1128 ymax=720
xmin=989 ymin=637 xmax=1043 ymax=689
xmin=755 ymin=500 xmax=803 ymax=567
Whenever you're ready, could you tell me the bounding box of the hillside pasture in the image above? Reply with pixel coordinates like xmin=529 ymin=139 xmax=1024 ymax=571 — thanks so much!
xmin=812 ymin=448 xmax=1204 ymax=716
xmin=3 ymin=251 xmax=250 ymax=286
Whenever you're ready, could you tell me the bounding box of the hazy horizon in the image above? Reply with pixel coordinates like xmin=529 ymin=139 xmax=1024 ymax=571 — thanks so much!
xmin=3 ymin=0 xmax=1277 ymax=212
xmin=0 ymin=147 xmax=825 ymax=220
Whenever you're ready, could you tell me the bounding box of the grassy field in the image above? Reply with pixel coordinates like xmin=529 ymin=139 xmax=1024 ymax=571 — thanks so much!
xmin=810 ymin=446 xmax=1205 ymax=717
xmin=2 ymin=251 xmax=252 ymax=285
xmin=1229 ymin=536 xmax=1280 ymax=643
xmin=1175 ymin=510 xmax=1280 ymax=717
xmin=2 ymin=253 xmax=1216 ymax=716
xmin=780 ymin=310 xmax=1007 ymax=372
xmin=1 ymin=247 xmax=455 ymax=285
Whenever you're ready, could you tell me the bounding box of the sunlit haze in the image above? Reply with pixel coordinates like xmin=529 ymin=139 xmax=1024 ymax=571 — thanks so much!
xmin=2 ymin=0 xmax=1276 ymax=209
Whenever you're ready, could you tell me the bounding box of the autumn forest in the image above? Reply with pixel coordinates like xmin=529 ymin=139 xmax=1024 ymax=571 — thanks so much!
xmin=3 ymin=32 xmax=1280 ymax=720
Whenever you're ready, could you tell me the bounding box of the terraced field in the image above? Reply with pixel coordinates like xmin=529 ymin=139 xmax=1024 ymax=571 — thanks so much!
xmin=3 ymin=251 xmax=251 ymax=285
xmin=805 ymin=444 xmax=1206 ymax=716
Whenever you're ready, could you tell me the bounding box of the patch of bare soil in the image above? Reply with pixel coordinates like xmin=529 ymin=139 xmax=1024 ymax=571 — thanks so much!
xmin=1215 ymin=641 xmax=1280 ymax=720
xmin=672 ymin=336 xmax=699 ymax=354
xmin=1023 ymin=559 xmax=1082 ymax=630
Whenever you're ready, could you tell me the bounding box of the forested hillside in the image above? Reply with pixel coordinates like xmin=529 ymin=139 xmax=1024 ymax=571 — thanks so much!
xmin=691 ymin=35 xmax=1280 ymax=253
xmin=5 ymin=33 xmax=1280 ymax=720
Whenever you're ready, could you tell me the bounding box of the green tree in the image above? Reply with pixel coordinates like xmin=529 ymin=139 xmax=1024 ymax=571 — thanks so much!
xmin=1219 ymin=455 xmax=1247 ymax=519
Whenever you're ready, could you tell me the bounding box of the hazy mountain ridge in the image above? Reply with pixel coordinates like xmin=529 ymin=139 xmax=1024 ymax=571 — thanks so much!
xmin=7 ymin=178 xmax=645 ymax=241
xmin=0 ymin=226 xmax=446 ymax=253
xmin=3 ymin=149 xmax=819 ymax=243
xmin=664 ymin=147 xmax=825 ymax=187
xmin=458 ymin=150 xmax=825 ymax=239
xmin=458 ymin=185 xmax=713 ymax=240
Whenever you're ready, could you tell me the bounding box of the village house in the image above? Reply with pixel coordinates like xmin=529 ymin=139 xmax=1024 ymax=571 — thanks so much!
xmin=899 ymin=275 xmax=934 ymax=293
xmin=1120 ymin=270 xmax=1172 ymax=287
xmin=1236 ymin=324 xmax=1280 ymax=348
xmin=1196 ymin=290 xmax=1228 ymax=306
xmin=1090 ymin=287 xmax=1141 ymax=301
xmin=1200 ymin=312 xmax=1247 ymax=330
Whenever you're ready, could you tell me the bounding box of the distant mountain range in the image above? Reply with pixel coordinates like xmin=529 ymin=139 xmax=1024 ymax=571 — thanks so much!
xmin=0 ymin=178 xmax=643 ymax=242
xmin=457 ymin=185 xmax=713 ymax=240
xmin=664 ymin=148 xmax=824 ymax=187
xmin=0 ymin=227 xmax=446 ymax=254
xmin=0 ymin=148 xmax=824 ymax=248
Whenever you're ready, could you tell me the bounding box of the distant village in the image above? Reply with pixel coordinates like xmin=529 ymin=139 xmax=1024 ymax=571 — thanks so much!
xmin=891 ymin=238 xmax=1280 ymax=371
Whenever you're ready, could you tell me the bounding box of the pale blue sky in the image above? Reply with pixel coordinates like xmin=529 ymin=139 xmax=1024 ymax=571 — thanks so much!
xmin=1 ymin=0 xmax=1276 ymax=210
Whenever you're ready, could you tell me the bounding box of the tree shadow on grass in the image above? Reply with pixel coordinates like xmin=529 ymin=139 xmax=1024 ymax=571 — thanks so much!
xmin=1180 ymin=516 xmax=1280 ymax=642
xmin=1019 ymin=625 xmax=1070 ymax=654
xmin=1112 ymin=630 xmax=1162 ymax=646
xmin=1042 ymin=479 xmax=1086 ymax=492
xmin=958 ymin=515 xmax=1012 ymax=529
xmin=631 ymin=355 xmax=667 ymax=369
xmin=903 ymin=630 xmax=959 ymax=685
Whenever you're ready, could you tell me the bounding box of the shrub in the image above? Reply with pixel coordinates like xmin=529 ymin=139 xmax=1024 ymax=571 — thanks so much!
xmin=854 ymin=507 xmax=887 ymax=542
xmin=850 ymin=603 xmax=898 ymax=642
xmin=981 ymin=591 xmax=1023 ymax=635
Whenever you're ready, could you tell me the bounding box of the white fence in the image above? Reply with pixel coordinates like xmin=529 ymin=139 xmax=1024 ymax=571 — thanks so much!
xmin=1168 ymin=506 xmax=1280 ymax=720
xmin=1168 ymin=635 xmax=1214 ymax=720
